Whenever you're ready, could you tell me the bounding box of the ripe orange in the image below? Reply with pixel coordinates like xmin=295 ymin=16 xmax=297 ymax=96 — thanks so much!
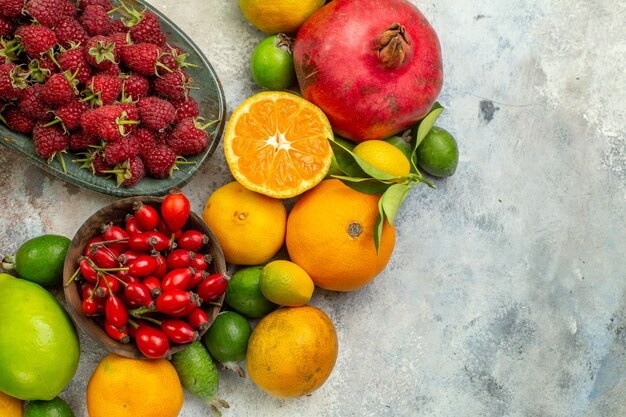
xmin=86 ymin=354 xmax=183 ymax=417
xmin=286 ymin=179 xmax=395 ymax=291
xmin=246 ymin=305 xmax=337 ymax=398
xmin=0 ymin=391 xmax=22 ymax=417
xmin=223 ymin=91 xmax=334 ymax=199
xmin=202 ymin=181 xmax=286 ymax=265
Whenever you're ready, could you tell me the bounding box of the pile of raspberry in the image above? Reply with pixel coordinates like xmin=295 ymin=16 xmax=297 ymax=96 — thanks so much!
xmin=0 ymin=0 xmax=214 ymax=187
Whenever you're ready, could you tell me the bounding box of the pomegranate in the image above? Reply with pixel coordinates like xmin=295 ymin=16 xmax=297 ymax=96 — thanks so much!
xmin=293 ymin=0 xmax=443 ymax=142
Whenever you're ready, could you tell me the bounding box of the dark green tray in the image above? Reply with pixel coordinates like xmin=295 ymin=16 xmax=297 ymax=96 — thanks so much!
xmin=0 ymin=0 xmax=226 ymax=197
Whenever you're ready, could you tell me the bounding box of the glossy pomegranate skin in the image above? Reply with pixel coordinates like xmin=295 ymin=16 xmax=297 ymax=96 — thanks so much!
xmin=294 ymin=0 xmax=443 ymax=142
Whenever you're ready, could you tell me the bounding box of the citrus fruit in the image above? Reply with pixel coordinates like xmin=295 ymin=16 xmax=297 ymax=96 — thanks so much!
xmin=86 ymin=354 xmax=183 ymax=417
xmin=353 ymin=140 xmax=411 ymax=178
xmin=260 ymin=260 xmax=314 ymax=306
xmin=250 ymin=34 xmax=296 ymax=90
xmin=24 ymin=397 xmax=74 ymax=417
xmin=0 ymin=273 xmax=79 ymax=401
xmin=203 ymin=311 xmax=252 ymax=376
xmin=238 ymin=0 xmax=326 ymax=34
xmin=202 ymin=181 xmax=286 ymax=265
xmin=0 ymin=391 xmax=23 ymax=417
xmin=14 ymin=234 xmax=71 ymax=287
xmin=225 ymin=266 xmax=277 ymax=318
xmin=223 ymin=91 xmax=334 ymax=199
xmin=414 ymin=126 xmax=459 ymax=177
xmin=246 ymin=305 xmax=338 ymax=398
xmin=286 ymin=179 xmax=396 ymax=291
xmin=171 ymin=341 xmax=228 ymax=416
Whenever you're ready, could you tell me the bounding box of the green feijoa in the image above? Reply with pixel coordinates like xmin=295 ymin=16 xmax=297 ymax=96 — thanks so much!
xmin=414 ymin=126 xmax=459 ymax=177
xmin=171 ymin=341 xmax=229 ymax=415
xmin=250 ymin=34 xmax=296 ymax=90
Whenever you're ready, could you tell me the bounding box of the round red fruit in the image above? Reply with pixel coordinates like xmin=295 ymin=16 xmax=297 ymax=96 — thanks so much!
xmin=176 ymin=229 xmax=208 ymax=252
xmin=127 ymin=254 xmax=160 ymax=277
xmin=134 ymin=202 xmax=160 ymax=231
xmin=135 ymin=326 xmax=170 ymax=358
xmin=165 ymin=249 xmax=194 ymax=270
xmin=161 ymin=190 xmax=190 ymax=232
xmin=197 ymin=273 xmax=228 ymax=303
xmin=161 ymin=319 xmax=198 ymax=344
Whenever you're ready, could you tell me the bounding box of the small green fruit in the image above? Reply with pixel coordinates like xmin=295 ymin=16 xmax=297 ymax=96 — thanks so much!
xmin=414 ymin=126 xmax=459 ymax=177
xmin=250 ymin=34 xmax=296 ymax=90
xmin=14 ymin=234 xmax=71 ymax=287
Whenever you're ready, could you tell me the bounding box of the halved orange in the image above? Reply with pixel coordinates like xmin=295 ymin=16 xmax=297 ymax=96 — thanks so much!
xmin=224 ymin=91 xmax=334 ymax=199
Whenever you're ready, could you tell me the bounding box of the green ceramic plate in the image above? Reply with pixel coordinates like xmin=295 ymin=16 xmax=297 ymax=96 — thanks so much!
xmin=0 ymin=0 xmax=226 ymax=197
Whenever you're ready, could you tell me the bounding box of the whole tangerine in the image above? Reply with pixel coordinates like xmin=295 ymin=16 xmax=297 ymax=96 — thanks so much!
xmin=286 ymin=179 xmax=396 ymax=291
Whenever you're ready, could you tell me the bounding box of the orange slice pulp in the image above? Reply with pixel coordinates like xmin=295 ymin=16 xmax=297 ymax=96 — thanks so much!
xmin=223 ymin=91 xmax=334 ymax=199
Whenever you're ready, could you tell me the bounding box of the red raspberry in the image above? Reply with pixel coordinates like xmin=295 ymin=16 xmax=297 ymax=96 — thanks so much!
xmin=40 ymin=72 xmax=77 ymax=106
xmin=0 ymin=16 xmax=13 ymax=37
xmin=153 ymin=70 xmax=190 ymax=101
xmin=132 ymin=128 xmax=156 ymax=157
xmin=78 ymin=0 xmax=112 ymax=12
xmin=80 ymin=5 xmax=111 ymax=36
xmin=167 ymin=117 xmax=209 ymax=156
xmin=118 ymin=101 xmax=138 ymax=121
xmin=33 ymin=122 xmax=69 ymax=160
xmin=137 ymin=96 xmax=175 ymax=132
xmin=157 ymin=44 xmax=193 ymax=75
xmin=15 ymin=25 xmax=57 ymax=57
xmin=172 ymin=96 xmax=199 ymax=123
xmin=52 ymin=98 xmax=89 ymax=131
xmin=25 ymin=0 xmax=63 ymax=28
xmin=154 ymin=128 xmax=170 ymax=145
xmin=109 ymin=19 xmax=126 ymax=34
xmin=92 ymin=104 xmax=138 ymax=141
xmin=121 ymin=74 xmax=149 ymax=100
xmin=128 ymin=10 xmax=165 ymax=46
xmin=55 ymin=17 xmax=89 ymax=49
xmin=18 ymin=84 xmax=53 ymax=121
xmin=94 ymin=62 xmax=121 ymax=77
xmin=0 ymin=0 xmax=26 ymax=18
xmin=120 ymin=42 xmax=161 ymax=76
xmin=143 ymin=145 xmax=177 ymax=178
xmin=58 ymin=46 xmax=92 ymax=85
xmin=121 ymin=156 xmax=145 ymax=187
xmin=28 ymin=55 xmax=58 ymax=83
xmin=69 ymin=129 xmax=99 ymax=150
xmin=4 ymin=107 xmax=35 ymax=134
xmin=0 ymin=63 xmax=28 ymax=100
xmin=84 ymin=74 xmax=122 ymax=106
xmin=80 ymin=108 xmax=100 ymax=135
xmin=84 ymin=35 xmax=119 ymax=69
xmin=92 ymin=150 xmax=113 ymax=175
xmin=60 ymin=0 xmax=77 ymax=17
xmin=104 ymin=133 xmax=140 ymax=164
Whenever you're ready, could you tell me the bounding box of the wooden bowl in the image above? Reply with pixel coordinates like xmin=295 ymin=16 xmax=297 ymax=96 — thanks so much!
xmin=63 ymin=196 xmax=226 ymax=359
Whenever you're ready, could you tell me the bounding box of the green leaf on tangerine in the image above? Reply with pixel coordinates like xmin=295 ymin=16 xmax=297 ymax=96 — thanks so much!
xmin=381 ymin=183 xmax=412 ymax=225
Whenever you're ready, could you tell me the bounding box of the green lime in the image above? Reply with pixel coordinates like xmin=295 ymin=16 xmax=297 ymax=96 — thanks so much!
xmin=414 ymin=126 xmax=459 ymax=177
xmin=225 ymin=266 xmax=278 ymax=318
xmin=203 ymin=311 xmax=251 ymax=369
xmin=14 ymin=234 xmax=71 ymax=287
xmin=171 ymin=341 xmax=228 ymax=414
xmin=384 ymin=136 xmax=412 ymax=161
xmin=24 ymin=397 xmax=74 ymax=417
xmin=0 ymin=274 xmax=80 ymax=401
xmin=250 ymin=34 xmax=296 ymax=90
